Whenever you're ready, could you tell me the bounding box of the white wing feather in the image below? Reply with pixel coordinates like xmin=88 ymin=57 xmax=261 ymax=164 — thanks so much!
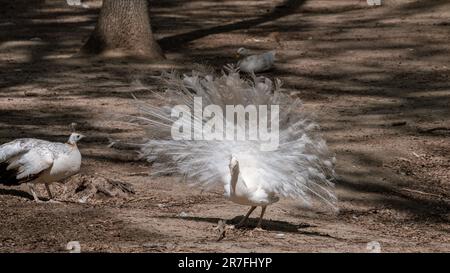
xmin=1 ymin=138 xmax=60 ymax=181
xmin=0 ymin=139 xmax=43 ymax=163
xmin=7 ymin=147 xmax=54 ymax=180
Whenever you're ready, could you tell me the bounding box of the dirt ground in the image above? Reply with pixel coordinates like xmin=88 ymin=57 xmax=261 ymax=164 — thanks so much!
xmin=0 ymin=0 xmax=449 ymax=252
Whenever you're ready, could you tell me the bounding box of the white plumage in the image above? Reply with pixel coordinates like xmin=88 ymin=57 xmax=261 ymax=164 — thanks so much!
xmin=66 ymin=0 xmax=89 ymax=8
xmin=0 ymin=133 xmax=84 ymax=202
xmin=236 ymin=47 xmax=275 ymax=73
xmin=133 ymin=66 xmax=336 ymax=228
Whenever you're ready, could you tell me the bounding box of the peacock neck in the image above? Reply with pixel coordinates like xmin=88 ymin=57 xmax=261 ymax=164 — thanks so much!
xmin=230 ymin=167 xmax=240 ymax=193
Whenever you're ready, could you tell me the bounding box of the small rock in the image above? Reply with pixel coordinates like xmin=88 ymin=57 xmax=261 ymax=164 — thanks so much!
xmin=78 ymin=196 xmax=89 ymax=203
xmin=66 ymin=0 xmax=89 ymax=8
xmin=66 ymin=241 xmax=81 ymax=253
xmin=367 ymin=0 xmax=382 ymax=6
xmin=178 ymin=212 xmax=189 ymax=218
xmin=275 ymin=233 xmax=285 ymax=239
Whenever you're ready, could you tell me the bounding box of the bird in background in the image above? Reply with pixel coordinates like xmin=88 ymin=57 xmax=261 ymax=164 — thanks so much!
xmin=0 ymin=133 xmax=84 ymax=202
xmin=235 ymin=47 xmax=276 ymax=73
xmin=131 ymin=65 xmax=336 ymax=229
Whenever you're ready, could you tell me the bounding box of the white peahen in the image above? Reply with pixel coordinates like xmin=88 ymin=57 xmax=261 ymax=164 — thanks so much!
xmin=0 ymin=133 xmax=84 ymax=202
xmin=236 ymin=47 xmax=275 ymax=73
xmin=132 ymin=66 xmax=336 ymax=229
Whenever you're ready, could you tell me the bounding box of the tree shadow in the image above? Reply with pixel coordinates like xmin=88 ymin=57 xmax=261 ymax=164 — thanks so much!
xmin=336 ymin=148 xmax=450 ymax=224
xmin=158 ymin=0 xmax=308 ymax=51
xmin=160 ymin=214 xmax=329 ymax=235
xmin=0 ymin=187 xmax=33 ymax=200
xmin=401 ymin=0 xmax=449 ymax=11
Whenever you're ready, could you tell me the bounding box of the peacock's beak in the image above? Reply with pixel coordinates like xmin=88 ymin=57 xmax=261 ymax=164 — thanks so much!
xmin=235 ymin=53 xmax=240 ymax=59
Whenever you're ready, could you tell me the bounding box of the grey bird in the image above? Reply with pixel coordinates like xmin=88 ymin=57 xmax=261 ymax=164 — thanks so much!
xmin=236 ymin=47 xmax=276 ymax=73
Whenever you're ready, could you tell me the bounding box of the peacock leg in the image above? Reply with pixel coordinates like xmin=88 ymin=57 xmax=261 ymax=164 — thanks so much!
xmin=28 ymin=183 xmax=42 ymax=202
xmin=45 ymin=184 xmax=61 ymax=203
xmin=236 ymin=206 xmax=256 ymax=228
xmin=45 ymin=184 xmax=53 ymax=200
xmin=255 ymin=206 xmax=267 ymax=230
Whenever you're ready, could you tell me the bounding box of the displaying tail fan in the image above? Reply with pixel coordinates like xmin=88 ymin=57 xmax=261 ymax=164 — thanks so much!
xmin=132 ymin=65 xmax=337 ymax=212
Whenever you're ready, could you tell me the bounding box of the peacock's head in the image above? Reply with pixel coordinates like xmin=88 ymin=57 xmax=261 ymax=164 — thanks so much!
xmin=235 ymin=47 xmax=249 ymax=59
xmin=229 ymin=156 xmax=240 ymax=175
xmin=68 ymin=133 xmax=85 ymax=145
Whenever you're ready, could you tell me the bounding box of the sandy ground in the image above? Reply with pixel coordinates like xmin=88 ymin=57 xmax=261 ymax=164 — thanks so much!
xmin=0 ymin=0 xmax=449 ymax=252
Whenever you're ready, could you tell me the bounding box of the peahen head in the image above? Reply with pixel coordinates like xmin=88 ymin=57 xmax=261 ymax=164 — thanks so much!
xmin=235 ymin=47 xmax=249 ymax=59
xmin=68 ymin=133 xmax=85 ymax=145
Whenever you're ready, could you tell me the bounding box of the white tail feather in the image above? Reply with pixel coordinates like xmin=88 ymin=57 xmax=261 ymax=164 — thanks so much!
xmin=131 ymin=66 xmax=337 ymax=210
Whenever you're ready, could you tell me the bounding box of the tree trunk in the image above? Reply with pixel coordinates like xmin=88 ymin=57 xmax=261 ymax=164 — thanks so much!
xmin=80 ymin=0 xmax=164 ymax=60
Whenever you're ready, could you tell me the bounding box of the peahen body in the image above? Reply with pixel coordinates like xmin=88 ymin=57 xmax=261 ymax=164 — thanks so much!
xmin=0 ymin=133 xmax=84 ymax=202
